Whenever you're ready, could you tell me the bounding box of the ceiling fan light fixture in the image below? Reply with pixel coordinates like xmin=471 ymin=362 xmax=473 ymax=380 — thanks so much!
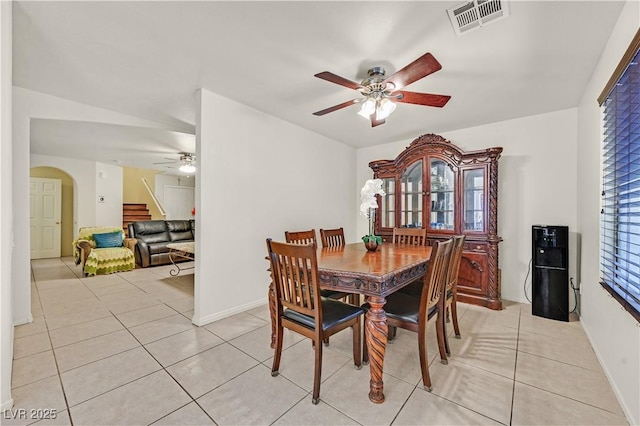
xmin=358 ymin=98 xmax=377 ymax=119
xmin=179 ymin=163 xmax=196 ymax=174
xmin=376 ymin=98 xmax=397 ymax=120
xmin=177 ymin=153 xmax=196 ymax=173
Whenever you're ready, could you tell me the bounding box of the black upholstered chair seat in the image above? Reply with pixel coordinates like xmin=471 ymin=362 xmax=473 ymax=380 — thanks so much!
xmin=362 ymin=292 xmax=436 ymax=324
xmin=396 ymin=283 xmax=451 ymax=301
xmin=398 ymin=280 xmax=424 ymax=298
xmin=320 ymin=289 xmax=346 ymax=299
xmin=284 ymin=299 xmax=365 ymax=331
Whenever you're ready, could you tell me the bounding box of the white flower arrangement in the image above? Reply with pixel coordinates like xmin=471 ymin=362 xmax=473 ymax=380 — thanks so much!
xmin=360 ymin=179 xmax=386 ymax=243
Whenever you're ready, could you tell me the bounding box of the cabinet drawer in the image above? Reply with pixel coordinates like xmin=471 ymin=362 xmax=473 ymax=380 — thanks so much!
xmin=463 ymin=242 xmax=486 ymax=252
xmin=458 ymin=251 xmax=488 ymax=295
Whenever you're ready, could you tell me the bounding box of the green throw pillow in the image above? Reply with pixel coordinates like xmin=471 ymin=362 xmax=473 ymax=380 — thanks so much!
xmin=94 ymin=231 xmax=123 ymax=248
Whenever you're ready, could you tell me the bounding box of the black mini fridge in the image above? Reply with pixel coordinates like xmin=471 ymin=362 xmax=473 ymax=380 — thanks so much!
xmin=532 ymin=225 xmax=569 ymax=321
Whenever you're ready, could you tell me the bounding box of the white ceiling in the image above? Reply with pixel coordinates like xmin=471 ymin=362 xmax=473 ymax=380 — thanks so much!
xmin=13 ymin=1 xmax=624 ymax=171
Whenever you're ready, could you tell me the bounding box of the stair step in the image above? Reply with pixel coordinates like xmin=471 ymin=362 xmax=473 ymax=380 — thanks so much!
xmin=123 ymin=203 xmax=152 ymax=237
xmin=124 ymin=215 xmax=152 ymax=220
xmin=123 ymin=204 xmax=148 ymax=210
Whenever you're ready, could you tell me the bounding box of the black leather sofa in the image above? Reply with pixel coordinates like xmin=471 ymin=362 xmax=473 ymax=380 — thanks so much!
xmin=127 ymin=220 xmax=195 ymax=268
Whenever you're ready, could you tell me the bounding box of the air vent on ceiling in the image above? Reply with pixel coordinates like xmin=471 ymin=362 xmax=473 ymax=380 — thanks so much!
xmin=447 ymin=0 xmax=509 ymax=36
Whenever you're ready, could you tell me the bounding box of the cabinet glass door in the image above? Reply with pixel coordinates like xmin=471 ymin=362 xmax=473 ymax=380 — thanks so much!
xmin=463 ymin=168 xmax=485 ymax=231
xmin=379 ymin=177 xmax=395 ymax=228
xmin=400 ymin=160 xmax=422 ymax=228
xmin=429 ymin=159 xmax=455 ymax=230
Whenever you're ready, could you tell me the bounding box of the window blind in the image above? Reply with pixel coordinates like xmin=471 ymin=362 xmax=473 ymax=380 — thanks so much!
xmin=600 ymin=43 xmax=640 ymax=322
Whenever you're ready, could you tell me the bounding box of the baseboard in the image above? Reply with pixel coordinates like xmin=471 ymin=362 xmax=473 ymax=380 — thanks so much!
xmin=580 ymin=315 xmax=637 ymax=425
xmin=12 ymin=315 xmax=33 ymax=327
xmin=1 ymin=398 xmax=14 ymax=412
xmin=192 ymin=299 xmax=267 ymax=327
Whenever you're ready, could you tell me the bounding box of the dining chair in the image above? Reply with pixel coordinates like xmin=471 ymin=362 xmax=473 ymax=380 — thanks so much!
xmin=392 ymin=227 xmax=427 ymax=245
xmin=285 ymin=229 xmax=352 ymax=303
xmin=319 ymin=227 xmax=345 ymax=248
xmin=267 ymin=239 xmax=365 ymax=404
xmin=442 ymin=235 xmax=466 ymax=356
xmin=318 ymin=227 xmax=359 ymax=305
xmin=362 ymin=238 xmax=452 ymax=391
xmin=284 ymin=229 xmax=318 ymax=247
xmin=393 ymin=227 xmax=428 ymax=301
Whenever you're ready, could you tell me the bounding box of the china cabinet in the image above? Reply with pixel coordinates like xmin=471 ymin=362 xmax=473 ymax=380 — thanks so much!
xmin=369 ymin=133 xmax=503 ymax=309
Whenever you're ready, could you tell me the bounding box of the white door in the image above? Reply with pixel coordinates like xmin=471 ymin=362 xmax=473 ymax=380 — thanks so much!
xmin=30 ymin=178 xmax=62 ymax=259
xmin=164 ymin=186 xmax=195 ymax=220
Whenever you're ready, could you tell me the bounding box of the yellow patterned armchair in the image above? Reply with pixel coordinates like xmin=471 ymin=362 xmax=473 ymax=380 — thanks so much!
xmin=73 ymin=226 xmax=137 ymax=276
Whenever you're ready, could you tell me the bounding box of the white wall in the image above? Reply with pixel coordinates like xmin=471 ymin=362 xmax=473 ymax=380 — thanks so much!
xmin=95 ymin=163 xmax=123 ymax=227
xmin=576 ymin=1 xmax=640 ymax=423
xmin=155 ymin=173 xmax=195 ymax=219
xmin=31 ymin=154 xmax=96 ymax=234
xmin=0 ymin=0 xmax=13 ymax=412
xmin=193 ymin=89 xmax=356 ymax=325
xmin=357 ymin=108 xmax=579 ymax=304
xmin=30 ymin=155 xmax=123 ymax=240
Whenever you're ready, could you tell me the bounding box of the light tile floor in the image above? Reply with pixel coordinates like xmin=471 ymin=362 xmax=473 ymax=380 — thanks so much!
xmin=5 ymin=257 xmax=629 ymax=425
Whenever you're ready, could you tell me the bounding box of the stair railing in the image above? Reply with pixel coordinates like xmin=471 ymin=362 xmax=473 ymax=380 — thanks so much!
xmin=141 ymin=177 xmax=167 ymax=217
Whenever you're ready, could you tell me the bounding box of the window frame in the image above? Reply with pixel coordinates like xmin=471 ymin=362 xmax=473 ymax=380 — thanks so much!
xmin=598 ymin=29 xmax=640 ymax=323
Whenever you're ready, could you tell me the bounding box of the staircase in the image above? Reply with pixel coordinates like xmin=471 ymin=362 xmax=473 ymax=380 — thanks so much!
xmin=123 ymin=203 xmax=152 ymax=236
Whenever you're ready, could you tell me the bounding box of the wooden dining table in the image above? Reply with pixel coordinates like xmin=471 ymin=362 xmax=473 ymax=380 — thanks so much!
xmin=268 ymin=242 xmax=432 ymax=404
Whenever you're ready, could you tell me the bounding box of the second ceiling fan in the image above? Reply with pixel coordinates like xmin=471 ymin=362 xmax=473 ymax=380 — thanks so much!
xmin=313 ymin=52 xmax=451 ymax=127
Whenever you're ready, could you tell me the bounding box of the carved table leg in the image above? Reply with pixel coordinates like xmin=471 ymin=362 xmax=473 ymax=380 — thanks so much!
xmin=365 ymin=295 xmax=388 ymax=404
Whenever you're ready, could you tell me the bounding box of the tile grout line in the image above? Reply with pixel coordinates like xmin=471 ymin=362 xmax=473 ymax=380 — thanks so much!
xmin=109 ymin=311 xmax=220 ymax=425
xmin=23 ymin=262 xmax=212 ymax=425
xmin=508 ymin=306 xmax=522 ymax=426
xmin=30 ymin=260 xmax=199 ymax=422
xmin=40 ymin=259 xmax=76 ymax=426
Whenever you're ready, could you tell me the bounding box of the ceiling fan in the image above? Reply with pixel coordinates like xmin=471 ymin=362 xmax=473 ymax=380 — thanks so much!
xmin=153 ymin=152 xmax=196 ymax=173
xmin=313 ymin=52 xmax=451 ymax=127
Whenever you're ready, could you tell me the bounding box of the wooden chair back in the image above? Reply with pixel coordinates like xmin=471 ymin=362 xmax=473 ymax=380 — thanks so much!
xmin=392 ymin=227 xmax=427 ymax=245
xmin=441 ymin=235 xmax=466 ymax=348
xmin=420 ymin=238 xmax=453 ymax=320
xmin=267 ymin=239 xmax=321 ymax=324
xmin=445 ymin=235 xmax=466 ymax=294
xmin=285 ymin=229 xmax=317 ymax=249
xmin=319 ymin=228 xmax=345 ymax=248
xmin=287 ymin=228 xmax=352 ymax=302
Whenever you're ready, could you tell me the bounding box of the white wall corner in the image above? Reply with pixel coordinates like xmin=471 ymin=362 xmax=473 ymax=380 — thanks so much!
xmin=0 ymin=0 xmax=14 ymax=413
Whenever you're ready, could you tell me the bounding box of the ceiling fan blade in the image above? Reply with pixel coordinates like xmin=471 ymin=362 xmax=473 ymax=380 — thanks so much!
xmin=370 ymin=114 xmax=386 ymax=127
xmin=313 ymin=99 xmax=358 ymax=116
xmin=314 ymin=72 xmax=362 ymax=90
xmin=394 ymin=91 xmax=451 ymax=108
xmin=383 ymin=53 xmax=442 ymax=90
